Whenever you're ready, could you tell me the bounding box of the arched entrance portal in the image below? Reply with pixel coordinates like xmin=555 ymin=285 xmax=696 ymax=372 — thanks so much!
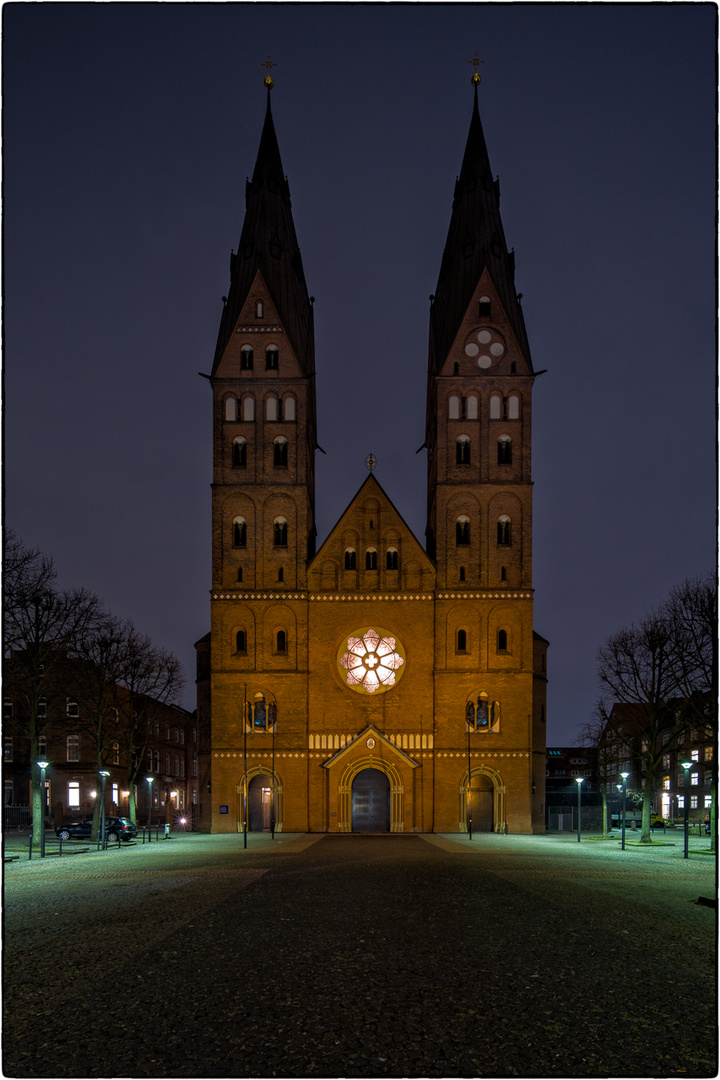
xmin=469 ymin=773 xmax=494 ymax=832
xmin=351 ymin=768 xmax=390 ymax=832
xmin=248 ymin=773 xmax=274 ymax=832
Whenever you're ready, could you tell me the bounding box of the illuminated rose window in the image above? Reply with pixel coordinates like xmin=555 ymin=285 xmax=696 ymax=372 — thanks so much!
xmin=337 ymin=627 xmax=406 ymax=696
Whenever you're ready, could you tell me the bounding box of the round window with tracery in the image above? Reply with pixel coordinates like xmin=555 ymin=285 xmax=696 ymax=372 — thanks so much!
xmin=337 ymin=627 xmax=406 ymax=696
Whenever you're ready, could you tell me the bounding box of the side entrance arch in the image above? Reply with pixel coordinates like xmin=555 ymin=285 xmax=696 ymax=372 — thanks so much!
xmin=236 ymin=766 xmax=283 ymax=833
xmin=351 ymin=768 xmax=390 ymax=832
xmin=459 ymin=766 xmax=506 ymax=833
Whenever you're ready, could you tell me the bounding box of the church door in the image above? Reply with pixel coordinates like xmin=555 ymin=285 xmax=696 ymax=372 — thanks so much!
xmin=248 ymin=774 xmax=274 ymax=831
xmin=470 ymin=774 xmax=494 ymax=832
xmin=351 ymin=768 xmax=390 ymax=832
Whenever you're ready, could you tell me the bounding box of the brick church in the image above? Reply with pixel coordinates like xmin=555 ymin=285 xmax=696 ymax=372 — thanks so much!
xmin=195 ymin=75 xmax=548 ymax=834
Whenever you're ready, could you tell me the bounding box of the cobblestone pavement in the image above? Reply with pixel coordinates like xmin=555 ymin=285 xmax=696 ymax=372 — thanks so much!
xmin=2 ymin=832 xmax=717 ymax=1078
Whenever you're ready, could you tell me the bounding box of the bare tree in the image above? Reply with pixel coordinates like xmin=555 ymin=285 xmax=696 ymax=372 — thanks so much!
xmin=3 ymin=531 xmax=103 ymax=847
xmin=578 ymin=703 xmax=616 ymax=836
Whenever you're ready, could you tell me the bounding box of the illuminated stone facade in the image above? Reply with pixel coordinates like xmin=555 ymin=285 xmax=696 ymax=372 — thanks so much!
xmin=196 ymin=86 xmax=547 ymax=834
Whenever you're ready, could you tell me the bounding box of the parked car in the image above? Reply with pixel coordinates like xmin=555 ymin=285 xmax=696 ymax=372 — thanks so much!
xmin=56 ymin=816 xmax=137 ymax=842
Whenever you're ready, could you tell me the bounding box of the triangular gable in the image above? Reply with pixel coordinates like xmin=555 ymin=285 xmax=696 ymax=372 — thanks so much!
xmin=437 ymin=270 xmax=533 ymax=380
xmin=213 ymin=269 xmax=304 ymax=380
xmin=321 ymin=725 xmax=419 ymax=770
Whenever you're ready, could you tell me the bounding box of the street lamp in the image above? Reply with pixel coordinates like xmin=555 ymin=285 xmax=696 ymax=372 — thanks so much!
xmin=98 ymin=770 xmax=110 ymax=850
xmin=620 ymin=772 xmax=629 ymax=851
xmin=681 ymin=761 xmax=693 ymax=859
xmin=575 ymin=777 xmax=584 ymax=842
xmin=37 ymin=761 xmax=49 ymax=858
xmin=146 ymin=776 xmax=154 ymax=841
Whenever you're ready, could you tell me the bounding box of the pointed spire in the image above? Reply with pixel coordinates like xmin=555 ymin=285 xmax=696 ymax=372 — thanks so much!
xmin=430 ymin=79 xmax=531 ymax=372
xmin=212 ymin=81 xmax=314 ymax=376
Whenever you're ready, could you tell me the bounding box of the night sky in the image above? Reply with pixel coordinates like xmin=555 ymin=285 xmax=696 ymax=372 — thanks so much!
xmin=4 ymin=4 xmax=716 ymax=744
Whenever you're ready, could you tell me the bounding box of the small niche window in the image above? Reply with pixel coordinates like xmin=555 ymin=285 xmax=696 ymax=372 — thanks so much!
xmin=274 ymin=436 xmax=288 ymax=467
xmin=275 ymin=629 xmax=287 ymax=654
xmin=448 ymin=393 xmax=461 ymax=420
xmin=283 ymin=395 xmax=296 ymax=421
xmin=265 ymin=345 xmax=279 ymax=370
xmin=232 ymin=437 xmax=247 ymax=467
xmin=274 ymin=517 xmax=288 ymax=547
xmin=386 ymin=547 xmax=399 ymax=570
xmin=240 ymin=345 xmax=254 ymax=371
xmin=255 ymin=300 xmax=264 ymax=318
xmin=500 ymin=566 xmax=507 ymax=582
xmin=233 ymin=517 xmax=247 ymax=548
xmin=365 ymin=548 xmax=378 ymax=570
xmin=344 ymin=548 xmax=357 ymax=570
xmin=456 ymin=435 xmax=471 ymax=465
xmin=241 ymin=396 xmax=255 ymax=422
xmin=225 ymin=396 xmax=238 ymax=422
xmin=459 ymin=566 xmax=466 ymax=582
xmin=498 ymin=435 xmax=512 ymax=464
xmin=236 ymin=630 xmax=247 ymax=653
xmin=237 ymin=566 xmax=243 ymax=582
xmin=497 ymin=515 xmax=511 ymax=545
xmin=456 ymin=515 xmax=470 ymax=546
xmin=266 ymin=396 xmax=279 ymax=421
xmin=497 ymin=629 xmax=509 ymax=653
xmin=478 ymin=296 xmax=491 ymax=317
xmin=456 ymin=629 xmax=468 ymax=653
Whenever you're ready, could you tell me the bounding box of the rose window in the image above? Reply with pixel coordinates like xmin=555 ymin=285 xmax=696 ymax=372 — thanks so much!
xmin=337 ymin=627 xmax=406 ymax=696
xmin=464 ymin=327 xmax=506 ymax=369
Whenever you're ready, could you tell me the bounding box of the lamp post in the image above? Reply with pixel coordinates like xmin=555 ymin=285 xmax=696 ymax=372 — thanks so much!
xmin=37 ymin=761 xmax=49 ymax=858
xmin=146 ymin=776 xmax=154 ymax=841
xmin=681 ymin=761 xmax=693 ymax=859
xmin=620 ymin=772 xmax=629 ymax=850
xmin=98 ymin=769 xmax=110 ymax=849
xmin=575 ymin=777 xmax=584 ymax=842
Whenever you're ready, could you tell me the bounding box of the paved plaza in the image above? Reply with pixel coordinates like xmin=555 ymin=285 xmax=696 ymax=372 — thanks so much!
xmin=2 ymin=831 xmax=717 ymax=1078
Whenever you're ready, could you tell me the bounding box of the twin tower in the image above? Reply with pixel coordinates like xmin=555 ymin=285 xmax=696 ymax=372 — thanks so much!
xmin=195 ymin=80 xmax=548 ymax=834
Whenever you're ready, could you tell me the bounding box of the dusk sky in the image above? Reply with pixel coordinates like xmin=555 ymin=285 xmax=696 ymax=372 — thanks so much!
xmin=4 ymin=4 xmax=716 ymax=744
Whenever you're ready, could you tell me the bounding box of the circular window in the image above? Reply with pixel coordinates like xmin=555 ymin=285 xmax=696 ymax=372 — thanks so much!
xmin=464 ymin=326 xmax=506 ymax=368
xmin=337 ymin=627 xmax=406 ymax=696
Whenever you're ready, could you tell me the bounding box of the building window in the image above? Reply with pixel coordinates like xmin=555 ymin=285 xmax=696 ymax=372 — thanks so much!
xmin=236 ymin=630 xmax=246 ymax=653
xmin=338 ymin=627 xmax=406 ymax=695
xmin=174 ymin=756 xmax=180 ymax=777
xmin=274 ymin=436 xmax=288 ymax=467
xmin=240 ymin=345 xmax=254 ymax=370
xmin=691 ymin=773 xmax=699 ymax=786
xmin=466 ymin=694 xmax=500 ymax=732
xmin=165 ymin=753 xmax=171 ymax=775
xmin=180 ymin=758 xmax=185 ymax=778
xmin=497 ymin=516 xmax=511 ymax=545
xmin=274 ymin=517 xmax=288 ymax=547
xmin=68 ymin=782 xmax=80 ymax=808
xmin=148 ymin=748 xmax=153 ymax=771
xmin=225 ymin=396 xmax=238 ymax=422
xmin=173 ymin=727 xmax=179 ymax=743
xmin=691 ymin=796 xmax=698 ymax=809
xmin=691 ymin=749 xmax=700 ymax=762
xmin=154 ymin=751 xmax=160 ymax=773
xmin=266 ymin=396 xmax=279 ymax=421
xmin=498 ymin=435 xmax=512 ymax=464
xmin=663 ymin=776 xmax=670 ymax=790
xmin=704 ymin=746 xmax=713 ymax=761
xmin=459 ymin=566 xmax=466 ymax=582
xmin=66 ymin=735 xmax=80 ymax=762
xmin=478 ymin=296 xmax=491 ymax=317
xmin=4 ymin=738 xmax=13 ymax=762
xmin=237 ymin=567 xmax=243 ymax=582
xmin=365 ymin=548 xmax=378 ymax=570
xmin=253 ymin=695 xmax=267 ymax=729
xmin=265 ymin=345 xmax=279 ymax=370
xmin=508 ymin=393 xmax=520 ymax=419
xmin=490 ymin=394 xmax=502 ymax=420
xmin=233 ymin=517 xmax=247 ymax=548
xmin=466 ymin=394 xmax=478 ymax=420
xmin=38 ymin=736 xmax=47 ymax=758
xmin=456 ymin=435 xmax=470 ymax=464
xmin=497 ymin=629 xmax=509 ymax=653
xmin=241 ymin=396 xmax=255 ymax=422
xmin=456 ymin=629 xmax=468 ymax=653
xmin=678 ymin=796 xmax=685 ymax=808
xmin=344 ymin=548 xmax=356 ymax=570
xmin=448 ymin=393 xmax=461 ymax=420
xmin=65 ymin=698 xmax=79 ymax=718
xmin=386 ymin=548 xmax=398 ymax=570
xmin=37 ymin=699 xmax=47 ymax=719
xmin=232 ymin=437 xmax=247 ymax=467
xmin=192 ymin=753 xmax=198 ymax=778
xmin=3 ymin=699 xmax=12 ymax=720
xmin=276 ymin=629 xmax=287 ymax=654
xmin=255 ymin=300 xmax=263 ymax=318
xmin=283 ymin=395 xmax=296 ymax=421
xmin=112 ymin=742 xmax=120 ymax=765
xmin=456 ymin=516 xmax=470 ymax=546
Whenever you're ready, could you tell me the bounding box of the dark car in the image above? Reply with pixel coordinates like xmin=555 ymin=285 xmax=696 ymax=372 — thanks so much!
xmin=56 ymin=816 xmax=137 ymax=842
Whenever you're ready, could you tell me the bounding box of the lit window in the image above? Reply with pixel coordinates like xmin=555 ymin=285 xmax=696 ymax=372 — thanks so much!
xmin=112 ymin=783 xmax=119 ymax=805
xmin=67 ymin=782 xmax=80 ymax=808
xmin=691 ymin=773 xmax=699 ymax=786
xmin=344 ymin=548 xmax=356 ymax=570
xmin=241 ymin=395 xmax=254 ymax=422
xmin=274 ymin=517 xmax=288 ymax=547
xmin=233 ymin=517 xmax=247 ymax=548
xmin=338 ymin=627 xmax=405 ymax=696
xmin=663 ymin=776 xmax=670 ymax=790
xmin=705 ymin=795 xmax=712 ymax=808
xmin=66 ymin=735 xmax=80 ymax=762
xmin=240 ymin=345 xmax=254 ymax=370
xmin=691 ymin=749 xmax=699 ymax=762
xmin=691 ymin=796 xmax=698 ymax=809
xmin=678 ymin=796 xmax=685 ymax=808
xmin=265 ymin=345 xmax=279 ymax=370
xmin=232 ymin=437 xmax=247 ymax=467
xmin=705 ymin=746 xmax=713 ymax=761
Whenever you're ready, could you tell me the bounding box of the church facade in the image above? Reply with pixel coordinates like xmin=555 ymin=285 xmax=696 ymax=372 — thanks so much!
xmin=196 ymin=78 xmax=548 ymax=834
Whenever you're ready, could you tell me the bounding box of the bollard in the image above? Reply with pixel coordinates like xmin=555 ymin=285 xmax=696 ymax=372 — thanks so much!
xmin=59 ymin=834 xmax=63 ymax=856
xmin=28 ymin=830 xmax=33 ymax=861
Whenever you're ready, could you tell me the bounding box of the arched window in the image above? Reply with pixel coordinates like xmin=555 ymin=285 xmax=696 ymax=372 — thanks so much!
xmin=275 ymin=629 xmax=287 ymax=654
xmin=498 ymin=435 xmax=512 ymax=464
xmin=466 ymin=394 xmax=478 ymax=420
xmin=274 ymin=517 xmax=288 ymax=547
xmin=448 ymin=393 xmax=461 ymax=420
xmin=456 ymin=515 xmax=470 ymax=546
xmin=232 ymin=517 xmax=247 ymax=547
xmin=498 ymin=629 xmax=509 ymax=652
xmin=497 ymin=515 xmax=511 ymax=545
xmin=365 ymin=548 xmax=378 ymax=570
xmin=283 ymin=395 xmax=296 ymax=421
xmin=476 ymin=695 xmax=490 ymax=729
xmin=255 ymin=300 xmax=264 ymax=318
xmin=232 ymin=436 xmax=247 ymax=467
xmin=490 ymin=394 xmax=502 ymax=420
xmin=237 ymin=566 xmax=243 ymax=582
xmin=459 ymin=566 xmax=466 ymax=582
xmin=265 ymin=345 xmax=279 ymax=370
xmin=240 ymin=345 xmax=254 ymax=371
xmin=242 ymin=396 xmax=254 ymax=422
xmin=508 ymin=393 xmax=520 ymax=420
xmin=253 ymin=693 xmax=266 ymax=729
xmin=344 ymin=548 xmax=356 ymax=570
xmin=456 ymin=435 xmax=471 ymax=465
xmin=500 ymin=565 xmax=507 ymax=582
xmin=386 ymin=547 xmax=398 ymax=570
xmin=274 ymin=436 xmax=288 ymax=467
xmin=225 ymin=396 xmax=238 ymax=422
xmin=277 ymin=567 xmax=284 ymax=582
xmin=236 ymin=630 xmax=247 ymax=654
xmin=456 ymin=629 xmax=468 ymax=653
xmin=266 ymin=396 xmax=279 ymax=421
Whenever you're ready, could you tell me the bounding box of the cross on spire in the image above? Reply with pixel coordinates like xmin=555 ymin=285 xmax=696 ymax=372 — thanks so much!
xmin=365 ymin=453 xmax=377 ymax=474
xmin=261 ymin=55 xmax=277 ymax=89
xmin=467 ymin=52 xmax=485 ymax=85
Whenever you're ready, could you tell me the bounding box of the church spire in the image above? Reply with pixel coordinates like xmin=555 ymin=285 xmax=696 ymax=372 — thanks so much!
xmin=212 ymin=82 xmax=314 ymax=376
xmin=430 ymin=79 xmax=531 ymax=373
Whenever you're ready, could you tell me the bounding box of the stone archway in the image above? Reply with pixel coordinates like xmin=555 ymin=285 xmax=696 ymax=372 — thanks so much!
xmin=236 ymin=765 xmax=283 ymax=833
xmin=459 ymin=765 xmax=506 ymax=833
xmin=351 ymin=768 xmax=390 ymax=832
xmin=337 ymin=755 xmax=405 ymax=832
